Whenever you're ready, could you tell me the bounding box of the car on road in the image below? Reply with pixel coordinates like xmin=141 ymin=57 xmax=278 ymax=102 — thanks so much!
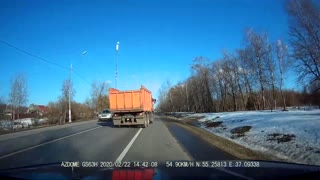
xmin=98 ymin=109 xmax=113 ymax=121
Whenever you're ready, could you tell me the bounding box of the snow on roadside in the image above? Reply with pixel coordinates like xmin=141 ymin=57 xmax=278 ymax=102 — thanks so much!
xmin=181 ymin=109 xmax=320 ymax=166
xmin=0 ymin=118 xmax=48 ymax=130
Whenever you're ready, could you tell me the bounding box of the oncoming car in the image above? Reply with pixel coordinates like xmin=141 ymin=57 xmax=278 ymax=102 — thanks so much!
xmin=98 ymin=109 xmax=113 ymax=121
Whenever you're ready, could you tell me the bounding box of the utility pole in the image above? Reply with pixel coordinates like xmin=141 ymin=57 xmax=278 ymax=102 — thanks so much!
xmin=68 ymin=64 xmax=72 ymax=123
xmin=115 ymin=42 xmax=119 ymax=88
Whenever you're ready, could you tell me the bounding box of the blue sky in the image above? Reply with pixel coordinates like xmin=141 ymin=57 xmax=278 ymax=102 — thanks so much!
xmin=0 ymin=0 xmax=294 ymax=105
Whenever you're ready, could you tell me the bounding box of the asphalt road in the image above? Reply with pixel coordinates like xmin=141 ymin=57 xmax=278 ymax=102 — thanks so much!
xmin=0 ymin=115 xmax=235 ymax=170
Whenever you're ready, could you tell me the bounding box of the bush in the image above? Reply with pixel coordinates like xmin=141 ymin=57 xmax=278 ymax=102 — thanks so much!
xmin=48 ymin=114 xmax=61 ymax=124
xmin=0 ymin=114 xmax=11 ymax=120
xmin=31 ymin=118 xmax=40 ymax=126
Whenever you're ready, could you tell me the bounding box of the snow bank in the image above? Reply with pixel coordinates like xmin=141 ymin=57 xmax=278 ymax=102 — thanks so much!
xmin=0 ymin=118 xmax=48 ymax=130
xmin=184 ymin=109 xmax=320 ymax=166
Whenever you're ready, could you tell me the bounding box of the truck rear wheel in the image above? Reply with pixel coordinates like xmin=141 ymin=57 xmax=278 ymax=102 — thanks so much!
xmin=149 ymin=113 xmax=153 ymax=124
xmin=143 ymin=119 xmax=147 ymax=128
xmin=143 ymin=115 xmax=149 ymax=128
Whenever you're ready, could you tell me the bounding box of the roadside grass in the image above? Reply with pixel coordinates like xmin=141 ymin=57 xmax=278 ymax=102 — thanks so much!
xmin=205 ymin=121 xmax=223 ymax=128
xmin=230 ymin=126 xmax=252 ymax=139
xmin=267 ymin=133 xmax=296 ymax=143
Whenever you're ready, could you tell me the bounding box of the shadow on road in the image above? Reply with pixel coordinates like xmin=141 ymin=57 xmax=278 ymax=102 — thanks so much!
xmin=96 ymin=121 xmax=143 ymax=128
xmin=96 ymin=121 xmax=114 ymax=127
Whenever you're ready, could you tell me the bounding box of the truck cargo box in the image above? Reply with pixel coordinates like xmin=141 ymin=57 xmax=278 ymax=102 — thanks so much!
xmin=109 ymin=86 xmax=153 ymax=113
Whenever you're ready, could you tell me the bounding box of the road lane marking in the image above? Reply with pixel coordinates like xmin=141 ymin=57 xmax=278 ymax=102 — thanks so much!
xmin=0 ymin=126 xmax=102 ymax=159
xmin=115 ymin=128 xmax=143 ymax=162
xmin=0 ymin=120 xmax=98 ymax=142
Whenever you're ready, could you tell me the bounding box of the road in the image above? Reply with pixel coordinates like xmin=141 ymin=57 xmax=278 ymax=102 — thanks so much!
xmin=0 ymin=115 xmax=236 ymax=170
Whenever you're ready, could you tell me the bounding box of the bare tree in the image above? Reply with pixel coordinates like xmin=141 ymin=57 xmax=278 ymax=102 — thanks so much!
xmin=232 ymin=57 xmax=246 ymax=110
xmin=309 ymin=80 xmax=320 ymax=106
xmin=244 ymin=29 xmax=273 ymax=110
xmin=191 ymin=57 xmax=213 ymax=112
xmin=220 ymin=51 xmax=247 ymax=111
xmin=0 ymin=97 xmax=7 ymax=121
xmin=167 ymin=85 xmax=181 ymax=112
xmin=286 ymin=0 xmax=320 ymax=84
xmin=90 ymin=81 xmax=110 ymax=113
xmin=189 ymin=75 xmax=204 ymax=112
xmin=265 ymin=42 xmax=277 ymax=111
xmin=84 ymin=97 xmax=94 ymax=109
xmin=155 ymin=4 xmax=320 ymax=112
xmin=156 ymin=80 xmax=172 ymax=112
xmin=72 ymin=101 xmax=93 ymax=120
xmin=207 ymin=67 xmax=220 ymax=112
xmin=9 ymin=74 xmax=28 ymax=120
xmin=184 ymin=79 xmax=191 ymax=112
xmin=47 ymin=101 xmax=61 ymax=124
xmin=0 ymin=97 xmax=3 ymax=104
xmin=0 ymin=83 xmax=4 ymax=105
xmin=276 ymin=39 xmax=290 ymax=110
xmin=60 ymin=79 xmax=75 ymax=123
xmin=238 ymin=48 xmax=258 ymax=110
xmin=60 ymin=79 xmax=76 ymax=102
xmin=213 ymin=60 xmax=229 ymax=111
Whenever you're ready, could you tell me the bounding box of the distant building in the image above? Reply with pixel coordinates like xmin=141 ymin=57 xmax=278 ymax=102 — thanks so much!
xmin=27 ymin=104 xmax=48 ymax=116
xmin=3 ymin=109 xmax=13 ymax=118
xmin=2 ymin=104 xmax=13 ymax=117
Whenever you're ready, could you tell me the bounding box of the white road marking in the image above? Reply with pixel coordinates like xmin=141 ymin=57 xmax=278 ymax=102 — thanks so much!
xmin=0 ymin=120 xmax=98 ymax=142
xmin=0 ymin=126 xmax=102 ymax=159
xmin=115 ymin=128 xmax=143 ymax=162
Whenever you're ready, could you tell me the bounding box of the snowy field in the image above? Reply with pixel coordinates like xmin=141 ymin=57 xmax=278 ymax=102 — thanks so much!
xmin=171 ymin=108 xmax=320 ymax=166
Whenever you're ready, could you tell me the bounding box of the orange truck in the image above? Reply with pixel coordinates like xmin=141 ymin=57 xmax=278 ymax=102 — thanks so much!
xmin=109 ymin=86 xmax=156 ymax=128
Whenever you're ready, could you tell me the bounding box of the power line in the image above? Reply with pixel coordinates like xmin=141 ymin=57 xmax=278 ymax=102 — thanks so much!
xmin=0 ymin=40 xmax=69 ymax=70
xmin=0 ymin=39 xmax=91 ymax=85
xmin=73 ymin=70 xmax=91 ymax=85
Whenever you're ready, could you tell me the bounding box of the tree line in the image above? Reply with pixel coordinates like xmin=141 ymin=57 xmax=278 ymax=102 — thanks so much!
xmin=156 ymin=0 xmax=320 ymax=113
xmin=46 ymin=80 xmax=110 ymax=124
xmin=0 ymin=72 xmax=111 ymax=124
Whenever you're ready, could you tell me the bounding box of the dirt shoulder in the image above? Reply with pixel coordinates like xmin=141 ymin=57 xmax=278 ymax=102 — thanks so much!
xmin=160 ymin=115 xmax=281 ymax=162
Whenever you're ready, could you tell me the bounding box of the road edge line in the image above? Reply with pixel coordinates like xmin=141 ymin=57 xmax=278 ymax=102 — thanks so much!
xmin=115 ymin=128 xmax=143 ymax=162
